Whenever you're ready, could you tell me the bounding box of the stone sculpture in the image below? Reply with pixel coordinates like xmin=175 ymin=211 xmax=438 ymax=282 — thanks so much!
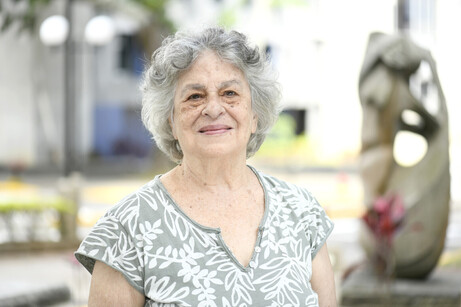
xmin=358 ymin=32 xmax=450 ymax=279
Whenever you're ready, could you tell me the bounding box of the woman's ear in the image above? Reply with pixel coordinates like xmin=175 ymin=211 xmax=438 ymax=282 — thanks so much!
xmin=251 ymin=113 xmax=258 ymax=134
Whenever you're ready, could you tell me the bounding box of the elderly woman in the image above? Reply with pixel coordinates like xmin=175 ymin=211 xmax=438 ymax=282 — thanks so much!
xmin=75 ymin=27 xmax=336 ymax=307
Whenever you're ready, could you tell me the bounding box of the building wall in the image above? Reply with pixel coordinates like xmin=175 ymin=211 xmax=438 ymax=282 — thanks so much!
xmin=0 ymin=21 xmax=45 ymax=168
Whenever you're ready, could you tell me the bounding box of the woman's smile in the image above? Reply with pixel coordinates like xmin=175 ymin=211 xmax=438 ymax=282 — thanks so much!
xmin=198 ymin=124 xmax=233 ymax=135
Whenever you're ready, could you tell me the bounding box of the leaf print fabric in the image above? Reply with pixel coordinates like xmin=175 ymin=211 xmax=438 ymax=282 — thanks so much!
xmin=75 ymin=166 xmax=334 ymax=307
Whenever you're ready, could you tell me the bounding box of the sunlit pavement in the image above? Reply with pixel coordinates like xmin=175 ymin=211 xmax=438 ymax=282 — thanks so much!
xmin=0 ymin=165 xmax=460 ymax=306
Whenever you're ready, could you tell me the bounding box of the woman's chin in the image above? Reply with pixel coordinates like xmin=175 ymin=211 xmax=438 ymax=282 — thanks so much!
xmin=185 ymin=145 xmax=246 ymax=161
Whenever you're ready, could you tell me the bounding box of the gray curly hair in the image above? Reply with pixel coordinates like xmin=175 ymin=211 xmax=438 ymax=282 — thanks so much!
xmin=141 ymin=27 xmax=282 ymax=163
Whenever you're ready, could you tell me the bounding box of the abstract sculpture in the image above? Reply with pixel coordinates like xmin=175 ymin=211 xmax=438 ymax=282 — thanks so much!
xmin=358 ymin=32 xmax=450 ymax=279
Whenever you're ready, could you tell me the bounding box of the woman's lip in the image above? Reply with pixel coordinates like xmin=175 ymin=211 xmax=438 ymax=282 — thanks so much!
xmin=199 ymin=125 xmax=232 ymax=134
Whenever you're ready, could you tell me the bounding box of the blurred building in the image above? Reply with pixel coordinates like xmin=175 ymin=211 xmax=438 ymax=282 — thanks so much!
xmin=0 ymin=0 xmax=167 ymax=173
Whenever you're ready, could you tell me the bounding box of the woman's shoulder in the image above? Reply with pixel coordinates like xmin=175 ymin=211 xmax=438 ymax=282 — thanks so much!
xmin=252 ymin=167 xmax=315 ymax=202
xmin=253 ymin=167 xmax=334 ymax=248
xmin=99 ymin=175 xmax=168 ymax=225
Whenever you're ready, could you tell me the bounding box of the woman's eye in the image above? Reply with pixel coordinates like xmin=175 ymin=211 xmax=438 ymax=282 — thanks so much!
xmin=188 ymin=93 xmax=202 ymax=100
xmin=224 ymin=91 xmax=236 ymax=97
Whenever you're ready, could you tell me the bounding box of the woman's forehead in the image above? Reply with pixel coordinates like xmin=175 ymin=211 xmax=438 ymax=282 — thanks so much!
xmin=177 ymin=57 xmax=247 ymax=88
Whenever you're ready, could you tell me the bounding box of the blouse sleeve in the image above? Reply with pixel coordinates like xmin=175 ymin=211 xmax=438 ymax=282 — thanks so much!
xmin=74 ymin=214 xmax=144 ymax=295
xmin=303 ymin=189 xmax=334 ymax=258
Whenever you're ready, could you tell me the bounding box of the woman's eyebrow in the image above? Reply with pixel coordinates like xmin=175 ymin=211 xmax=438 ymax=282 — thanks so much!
xmin=179 ymin=84 xmax=206 ymax=97
xmin=179 ymin=79 xmax=241 ymax=97
xmin=219 ymin=79 xmax=241 ymax=89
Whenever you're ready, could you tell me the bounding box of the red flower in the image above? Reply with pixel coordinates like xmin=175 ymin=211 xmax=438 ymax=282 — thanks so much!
xmin=363 ymin=194 xmax=405 ymax=245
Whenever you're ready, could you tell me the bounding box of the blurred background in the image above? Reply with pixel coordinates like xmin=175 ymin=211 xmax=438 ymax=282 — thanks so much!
xmin=0 ymin=0 xmax=460 ymax=306
xmin=1 ymin=0 xmax=460 ymax=177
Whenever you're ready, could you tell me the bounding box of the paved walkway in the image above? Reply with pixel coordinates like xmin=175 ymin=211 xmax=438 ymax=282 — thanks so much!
xmin=0 ymin=249 xmax=90 ymax=306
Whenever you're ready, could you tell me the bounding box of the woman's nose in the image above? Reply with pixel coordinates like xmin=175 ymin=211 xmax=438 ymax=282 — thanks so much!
xmin=202 ymin=95 xmax=225 ymax=118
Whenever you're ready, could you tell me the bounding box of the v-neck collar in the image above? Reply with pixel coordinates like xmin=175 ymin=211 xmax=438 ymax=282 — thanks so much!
xmin=154 ymin=165 xmax=270 ymax=271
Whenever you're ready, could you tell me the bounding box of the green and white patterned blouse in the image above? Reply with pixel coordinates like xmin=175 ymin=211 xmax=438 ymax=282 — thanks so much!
xmin=75 ymin=166 xmax=334 ymax=307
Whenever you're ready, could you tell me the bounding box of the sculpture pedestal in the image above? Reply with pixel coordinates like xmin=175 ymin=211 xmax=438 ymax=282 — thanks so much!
xmin=341 ymin=265 xmax=461 ymax=307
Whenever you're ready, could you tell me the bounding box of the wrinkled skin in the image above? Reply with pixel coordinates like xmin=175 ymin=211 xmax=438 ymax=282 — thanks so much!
xmin=359 ymin=32 xmax=450 ymax=279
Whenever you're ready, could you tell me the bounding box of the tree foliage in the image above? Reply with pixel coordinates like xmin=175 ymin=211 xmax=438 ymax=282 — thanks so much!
xmin=0 ymin=0 xmax=172 ymax=34
xmin=0 ymin=0 xmax=52 ymax=32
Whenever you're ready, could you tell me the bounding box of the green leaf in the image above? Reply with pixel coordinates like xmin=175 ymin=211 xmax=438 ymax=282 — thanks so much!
xmin=270 ymin=0 xmax=308 ymax=8
xmin=218 ymin=9 xmax=237 ymax=28
xmin=1 ymin=14 xmax=13 ymax=32
xmin=19 ymin=11 xmax=36 ymax=33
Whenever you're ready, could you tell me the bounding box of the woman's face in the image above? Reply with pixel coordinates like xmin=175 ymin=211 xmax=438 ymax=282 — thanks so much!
xmin=171 ymin=50 xmax=257 ymax=161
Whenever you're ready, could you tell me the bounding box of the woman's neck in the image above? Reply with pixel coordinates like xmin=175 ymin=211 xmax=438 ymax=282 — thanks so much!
xmin=176 ymin=154 xmax=250 ymax=191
